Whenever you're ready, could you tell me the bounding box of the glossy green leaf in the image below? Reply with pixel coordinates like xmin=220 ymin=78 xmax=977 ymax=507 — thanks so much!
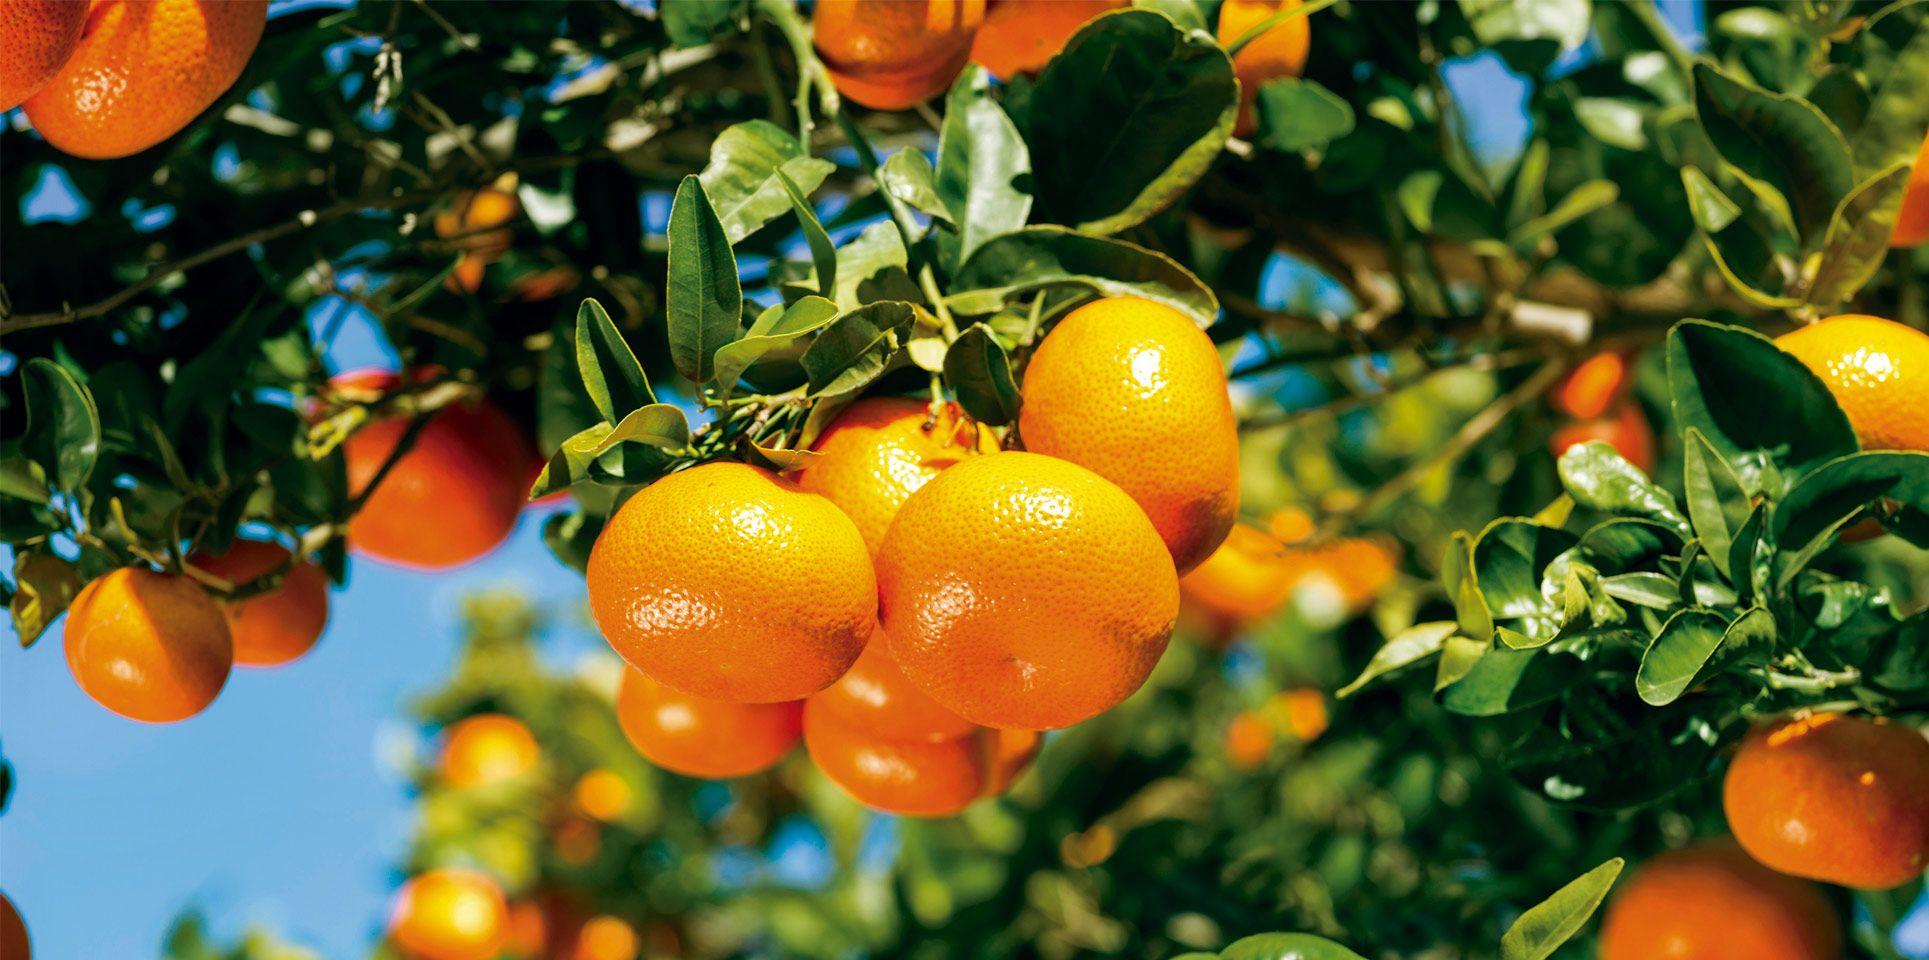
xmin=1681 ymin=428 xmax=1751 ymax=579
xmin=660 ymin=0 xmax=740 ymax=47
xmin=949 ymin=226 xmax=1218 ymax=327
xmin=935 ymin=66 xmax=1032 ymax=269
xmin=832 ymin=220 xmax=920 ymax=311
xmin=1557 ymin=442 xmax=1691 ymax=535
xmin=1472 ymin=520 xmax=1579 ymax=619
xmin=1027 ymin=9 xmax=1236 ymax=234
xmin=1498 ymin=859 xmax=1624 ymax=960
xmin=1255 ymin=76 xmax=1355 ymax=153
xmin=1849 ymin=18 xmax=1929 ymax=179
xmin=801 ymin=301 xmax=918 ymax=398
xmin=1636 ymin=607 xmax=1770 ymax=705
xmin=1440 ymin=647 xmax=1582 ymax=717
xmin=711 ymin=296 xmax=840 ymax=401
xmin=666 ymin=175 xmax=743 ymax=384
xmin=698 ymin=121 xmax=838 ymax=244
xmin=1335 ymin=621 xmax=1458 ymax=698
xmin=1692 ymin=60 xmax=1855 ymax=241
xmin=532 ymin=422 xmax=614 ymax=498
xmin=778 ymin=167 xmax=837 ymax=298
xmin=1511 ymin=180 xmax=1618 ymax=248
xmin=879 ymin=148 xmax=951 ymax=227
xmin=574 ymin=298 xmax=654 ymax=423
xmin=0 ymin=458 xmax=51 ymax=506
xmin=1219 ymin=932 xmax=1369 ymax=960
xmin=943 ymin=324 xmax=1022 ymax=426
xmin=9 ymin=551 xmax=81 ymax=647
xmin=1679 ymin=166 xmax=1799 ymax=308
xmin=23 ymin=358 xmax=101 ymax=495
xmin=1667 ymin=320 xmax=1856 ymax=491
xmin=1807 ymin=161 xmax=1913 ymax=308
xmin=1774 ymin=451 xmax=1929 ymax=587
xmin=598 ymin=403 xmax=692 ymax=454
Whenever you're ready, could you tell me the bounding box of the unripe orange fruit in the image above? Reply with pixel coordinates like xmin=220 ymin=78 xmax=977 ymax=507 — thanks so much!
xmin=1775 ymin=314 xmax=1929 ymax=453
xmin=614 ymin=668 xmax=803 ymax=779
xmin=388 ymin=868 xmax=509 ymax=960
xmin=438 ymin=714 xmax=540 ymax=789
xmin=1723 ymin=712 xmax=1929 ymax=889
xmin=1550 ymin=403 xmax=1654 ymax=473
xmin=588 ymin=461 xmax=874 ymax=703
xmin=1180 ymin=523 xmax=1296 ymax=644
xmin=878 ymin=452 xmax=1179 ymax=730
xmin=968 ymin=0 xmax=1125 ymax=79
xmin=1019 ymin=297 xmax=1239 ymax=574
xmin=1598 ymin=842 xmax=1840 ymax=960
xmin=64 ymin=567 xmax=232 ymax=723
xmin=190 ymin=540 xmax=329 ymax=667
xmin=1217 ymin=0 xmax=1310 ymax=138
xmin=25 ymin=0 xmax=267 ymax=159
xmin=809 ymin=629 xmax=979 ymax=744
xmin=812 ymin=0 xmax=982 ymax=111
xmin=333 ymin=370 xmax=532 ymax=570
xmin=1893 ymin=132 xmax=1929 ymax=248
xmin=795 ymin=397 xmax=997 ymax=556
xmin=0 ymin=891 xmax=29 ymax=960
xmin=1549 ymin=350 xmax=1630 ymax=420
xmin=0 ymin=0 xmax=87 ymax=111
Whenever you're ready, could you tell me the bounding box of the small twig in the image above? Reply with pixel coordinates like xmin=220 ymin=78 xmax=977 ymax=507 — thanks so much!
xmin=1238 ymin=344 xmax=1549 ymax=432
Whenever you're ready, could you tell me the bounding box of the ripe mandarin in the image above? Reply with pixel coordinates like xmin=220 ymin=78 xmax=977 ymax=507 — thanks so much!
xmin=572 ymin=915 xmax=640 ymax=960
xmin=190 ymin=540 xmax=328 ymax=667
xmin=1599 ymin=842 xmax=1841 ymax=960
xmin=968 ymin=0 xmax=1125 ymax=79
xmin=1775 ymin=315 xmax=1929 ymax=453
xmin=587 ymin=461 xmax=875 ymax=703
xmin=0 ymin=0 xmax=87 ymax=111
xmin=334 ymin=370 xmax=532 ymax=570
xmin=1550 ymin=403 xmax=1655 ymax=473
xmin=795 ymin=397 xmax=997 ymax=556
xmin=1180 ymin=522 xmax=1296 ymax=644
xmin=1893 ymin=132 xmax=1929 ymax=248
xmin=812 ymin=0 xmax=981 ymax=111
xmin=1549 ymin=350 xmax=1630 ymax=420
xmin=439 ymin=714 xmax=540 ymax=789
xmin=64 ymin=566 xmax=232 ymax=723
xmin=25 ymin=0 xmax=267 ymax=158
xmin=435 ymin=187 xmax=520 ymax=294
xmin=1723 ymin=712 xmax=1929 ymax=889
xmin=614 ymin=668 xmax=803 ymax=779
xmin=1225 ymin=711 xmax=1273 ymax=770
xmin=803 ymin=698 xmax=1036 ymax=816
xmin=1019 ymin=297 xmax=1238 ymax=574
xmin=877 ymin=451 xmax=1179 ymax=731
xmin=1217 ymin=0 xmax=1310 ymax=138
xmin=388 ymin=868 xmax=509 ymax=960
xmin=810 ymin=627 xmax=979 ymax=743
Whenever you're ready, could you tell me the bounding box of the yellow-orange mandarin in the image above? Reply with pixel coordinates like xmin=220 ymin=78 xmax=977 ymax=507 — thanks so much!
xmin=64 ymin=566 xmax=232 ymax=723
xmin=878 ymin=452 xmax=1179 ymax=730
xmin=1775 ymin=315 xmax=1929 ymax=453
xmin=1217 ymin=0 xmax=1310 ymax=138
xmin=25 ymin=0 xmax=267 ymax=158
xmin=1179 ymin=523 xmax=1296 ymax=644
xmin=0 ymin=0 xmax=87 ymax=111
xmin=388 ymin=868 xmax=509 ymax=960
xmin=438 ymin=714 xmax=540 ymax=789
xmin=795 ymin=397 xmax=997 ymax=556
xmin=1599 ymin=842 xmax=1840 ymax=960
xmin=968 ymin=0 xmax=1124 ymax=79
xmin=1893 ymin=132 xmax=1929 ymax=248
xmin=588 ymin=461 xmax=875 ymax=703
xmin=1550 ymin=403 xmax=1655 ymax=474
xmin=191 ymin=540 xmax=329 ymax=667
xmin=615 ymin=668 xmax=803 ymax=779
xmin=1019 ymin=296 xmax=1239 ymax=574
xmin=812 ymin=0 xmax=981 ymax=111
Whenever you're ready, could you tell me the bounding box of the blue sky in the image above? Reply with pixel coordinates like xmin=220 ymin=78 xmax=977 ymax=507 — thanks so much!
xmin=7 ymin=1 xmax=1929 ymax=957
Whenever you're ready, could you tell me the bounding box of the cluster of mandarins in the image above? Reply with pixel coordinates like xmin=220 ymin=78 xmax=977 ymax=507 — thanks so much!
xmin=4 ymin=0 xmax=267 ymax=158
xmin=585 ymin=296 xmax=1242 ymax=816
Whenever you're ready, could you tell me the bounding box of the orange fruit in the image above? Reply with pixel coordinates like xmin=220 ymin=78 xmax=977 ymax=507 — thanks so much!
xmin=506 ymin=900 xmax=547 ymax=958
xmin=190 ymin=540 xmax=328 ymax=667
xmin=24 ymin=0 xmax=266 ymax=159
xmin=333 ymin=370 xmax=532 ymax=570
xmin=1179 ymin=523 xmax=1296 ymax=644
xmin=63 ymin=566 xmax=232 ymax=723
xmin=968 ymin=0 xmax=1125 ymax=79
xmin=812 ymin=0 xmax=982 ymax=111
xmin=1598 ymin=842 xmax=1841 ymax=960
xmin=1723 ymin=712 xmax=1929 ymax=889
xmin=981 ymin=726 xmax=1041 ymax=795
xmin=809 ymin=627 xmax=979 ymax=744
xmin=572 ymin=915 xmax=639 ymax=960
xmin=1893 ymin=131 xmax=1929 ymax=248
xmin=615 ymin=667 xmax=803 ymax=779
xmin=0 ymin=0 xmax=88 ymax=111
xmin=1292 ymin=534 xmax=1400 ymax=614
xmin=572 ymin=769 xmax=631 ymax=822
xmin=388 ymin=868 xmax=509 ymax=960
xmin=1019 ymin=296 xmax=1239 ymax=574
xmin=877 ymin=451 xmax=1179 ymax=730
xmin=1266 ymin=688 xmax=1328 ymax=742
xmin=438 ymin=714 xmax=540 ymax=789
xmin=435 ymin=188 xmax=520 ymax=294
xmin=1775 ymin=314 xmax=1929 ymax=453
xmin=587 ymin=461 xmax=874 ymax=703
xmin=1216 ymin=0 xmax=1310 ymax=138
xmin=1225 ymin=710 xmax=1273 ymax=770
xmin=0 ymin=891 xmax=28 ymax=960
xmin=1550 ymin=403 xmax=1655 ymax=473
xmin=1549 ymin=350 xmax=1630 ymax=420
xmin=804 ymin=699 xmax=993 ymax=816
xmin=795 ymin=397 xmax=997 ymax=557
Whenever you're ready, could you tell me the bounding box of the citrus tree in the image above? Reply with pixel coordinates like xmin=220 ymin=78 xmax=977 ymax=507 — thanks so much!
xmin=3 ymin=0 xmax=1929 ymax=958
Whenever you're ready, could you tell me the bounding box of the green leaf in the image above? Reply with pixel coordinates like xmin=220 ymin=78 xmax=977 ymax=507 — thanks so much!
xmin=1679 ymin=166 xmax=1799 ymax=308
xmin=1577 ymin=518 xmax=1685 ymax=574
xmin=879 ymin=148 xmax=952 ymax=227
xmin=711 ymin=296 xmax=840 ymax=401
xmin=23 ymin=358 xmax=101 ymax=495
xmin=1436 ymin=633 xmax=1489 ymax=692
xmin=1557 ymin=442 xmax=1691 ymax=536
xmin=778 ymin=168 xmax=837 ymax=298
xmin=1219 ymin=932 xmax=1368 ymax=960
xmin=801 ymin=301 xmax=919 ymax=398
xmin=9 ymin=551 xmax=81 ymax=647
xmin=574 ymin=298 xmax=655 ymax=423
xmin=1335 ymin=621 xmax=1458 ymax=698
xmin=1668 ymin=319 xmax=1857 ymax=491
xmin=697 ymin=121 xmax=837 ymax=244
xmin=666 ymin=175 xmax=743 ymax=384
xmin=1774 ymin=451 xmax=1929 ymax=586
xmin=1027 ymin=9 xmax=1236 ymax=234
xmin=1681 ymin=428 xmax=1751 ymax=579
xmin=660 ymin=0 xmax=740 ymax=47
xmin=1255 ymin=76 xmax=1356 ymax=153
xmin=1692 ymin=60 xmax=1854 ymax=241
xmin=1471 ymin=520 xmax=1579 ymax=619
xmin=1440 ymin=648 xmax=1582 ymax=717
xmin=532 ymin=422 xmax=613 ymax=498
xmin=599 ymin=403 xmax=692 ymax=454
xmin=0 ymin=458 xmax=51 ymax=506
xmin=943 ymin=324 xmax=1022 ymax=426
xmin=831 ymin=220 xmax=921 ymax=312
xmin=1444 ymin=531 xmax=1495 ymax=643
xmin=935 ymin=66 xmax=1033 ymax=269
xmin=1461 ymin=0 xmax=1592 ymax=75
xmin=1636 ymin=607 xmax=1772 ymax=705
xmin=1601 ymin=572 xmax=1683 ymax=609
xmin=1849 ymin=17 xmax=1929 ymax=179
xmin=541 ymin=509 xmax=602 ymax=575
xmin=1510 ymin=180 xmax=1618 ymax=249
xmin=1807 ymin=161 xmax=1913 ymax=308
xmin=949 ymin=226 xmax=1218 ymax=327
xmin=1497 ymin=859 xmax=1625 ymax=960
